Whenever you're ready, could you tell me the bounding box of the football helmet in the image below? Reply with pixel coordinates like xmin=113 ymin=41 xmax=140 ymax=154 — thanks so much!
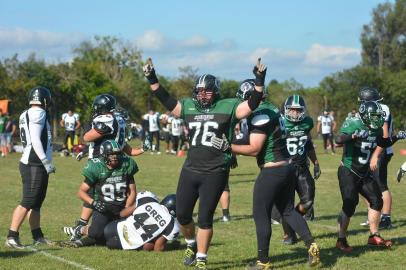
xmin=100 ymin=139 xmax=122 ymax=168
xmin=161 ymin=194 xmax=176 ymax=217
xmin=358 ymin=101 xmax=384 ymax=130
xmin=29 ymin=86 xmax=52 ymax=108
xmin=358 ymin=87 xmax=382 ymax=102
xmin=236 ymin=79 xmax=256 ymax=101
xmin=192 ymin=74 xmax=220 ymax=110
xmin=92 ymin=94 xmax=116 ymax=117
xmin=284 ymin=95 xmax=306 ymax=122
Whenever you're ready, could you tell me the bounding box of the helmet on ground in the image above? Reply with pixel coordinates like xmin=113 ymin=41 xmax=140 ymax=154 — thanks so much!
xmin=160 ymin=194 xmax=176 ymax=216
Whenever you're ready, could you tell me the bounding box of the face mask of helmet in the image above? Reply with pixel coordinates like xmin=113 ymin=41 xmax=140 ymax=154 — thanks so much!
xmin=284 ymin=95 xmax=306 ymax=122
xmin=359 ymin=101 xmax=384 ymax=130
xmin=193 ymin=74 xmax=220 ymax=110
xmin=161 ymin=194 xmax=176 ymax=217
xmin=100 ymin=140 xmax=122 ymax=168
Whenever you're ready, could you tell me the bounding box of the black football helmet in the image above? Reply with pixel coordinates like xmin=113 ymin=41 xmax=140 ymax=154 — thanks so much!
xmin=192 ymin=74 xmax=220 ymax=110
xmin=161 ymin=194 xmax=176 ymax=217
xmin=284 ymin=95 xmax=306 ymax=122
xmin=29 ymin=86 xmax=52 ymax=108
xmin=358 ymin=101 xmax=384 ymax=130
xmin=92 ymin=94 xmax=116 ymax=117
xmin=236 ymin=79 xmax=256 ymax=101
xmin=100 ymin=139 xmax=122 ymax=167
xmin=358 ymin=87 xmax=382 ymax=102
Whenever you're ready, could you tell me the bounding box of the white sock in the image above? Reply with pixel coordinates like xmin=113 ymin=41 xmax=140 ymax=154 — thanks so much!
xmin=401 ymin=162 xmax=406 ymax=171
xmin=185 ymin=238 xmax=196 ymax=246
xmin=196 ymin=253 xmax=207 ymax=259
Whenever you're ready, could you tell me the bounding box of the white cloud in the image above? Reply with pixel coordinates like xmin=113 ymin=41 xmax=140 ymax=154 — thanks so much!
xmin=134 ymin=30 xmax=166 ymax=51
xmin=304 ymin=43 xmax=360 ymax=67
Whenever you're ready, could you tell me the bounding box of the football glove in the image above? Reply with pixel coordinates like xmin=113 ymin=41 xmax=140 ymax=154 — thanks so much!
xmin=41 ymin=158 xmax=56 ymax=174
xmin=313 ymin=163 xmax=321 ymax=180
xmin=230 ymin=154 xmax=238 ymax=169
xmin=396 ymin=130 xmax=406 ymax=140
xmin=143 ymin=58 xmax=159 ymax=85
xmin=252 ymin=58 xmax=267 ymax=86
xmin=210 ymin=134 xmax=231 ymax=152
xmin=352 ymin=129 xmax=369 ymax=139
xmin=91 ymin=200 xmax=107 ymax=213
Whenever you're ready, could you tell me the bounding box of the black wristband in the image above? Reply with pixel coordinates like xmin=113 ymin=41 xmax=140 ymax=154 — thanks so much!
xmin=247 ymin=90 xmax=263 ymax=111
xmin=154 ymin=86 xmax=178 ymax=111
xmin=255 ymin=77 xmax=265 ymax=87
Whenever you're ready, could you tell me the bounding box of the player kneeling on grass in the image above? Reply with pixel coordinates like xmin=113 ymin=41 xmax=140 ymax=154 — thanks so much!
xmin=68 ymin=139 xmax=137 ymax=247
xmin=104 ymin=191 xmax=180 ymax=251
xmin=335 ymin=101 xmax=405 ymax=252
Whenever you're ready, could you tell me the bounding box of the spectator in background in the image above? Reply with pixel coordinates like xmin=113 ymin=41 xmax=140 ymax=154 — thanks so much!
xmin=0 ymin=108 xmax=9 ymax=157
xmin=317 ymin=110 xmax=336 ymax=154
xmin=4 ymin=113 xmax=17 ymax=154
xmin=160 ymin=111 xmax=172 ymax=154
xmin=60 ymin=110 xmax=81 ymax=156
xmin=146 ymin=109 xmax=161 ymax=154
xmin=346 ymin=108 xmax=358 ymax=121
xmin=168 ymin=114 xmax=184 ymax=154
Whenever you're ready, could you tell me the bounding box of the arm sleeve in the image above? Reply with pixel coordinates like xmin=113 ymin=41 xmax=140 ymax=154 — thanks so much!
xmin=29 ymin=110 xmax=47 ymax=161
xmin=377 ymin=136 xmax=394 ymax=148
xmin=335 ymin=133 xmax=353 ymax=144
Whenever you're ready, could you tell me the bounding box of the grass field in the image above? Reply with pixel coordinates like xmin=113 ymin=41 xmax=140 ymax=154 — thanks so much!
xmin=1 ymin=139 xmax=406 ymax=270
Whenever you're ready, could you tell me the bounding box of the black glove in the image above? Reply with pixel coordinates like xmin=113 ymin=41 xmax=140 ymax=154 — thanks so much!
xmin=210 ymin=134 xmax=231 ymax=152
xmin=313 ymin=163 xmax=321 ymax=180
xmin=94 ymin=122 xmax=112 ymax=135
xmin=143 ymin=58 xmax=159 ymax=85
xmin=230 ymin=154 xmax=238 ymax=169
xmin=252 ymin=58 xmax=267 ymax=86
xmin=91 ymin=200 xmax=107 ymax=213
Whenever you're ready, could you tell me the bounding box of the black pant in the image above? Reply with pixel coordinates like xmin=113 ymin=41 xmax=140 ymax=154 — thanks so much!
xmin=63 ymin=131 xmax=75 ymax=149
xmin=373 ymin=152 xmax=393 ymax=192
xmin=88 ymin=210 xmax=120 ymax=243
xmin=322 ymin=133 xmax=335 ymax=152
xmin=20 ymin=163 xmax=49 ymax=210
xmin=295 ymin=165 xmax=315 ymax=208
xmin=338 ymin=165 xmax=383 ymax=217
xmin=253 ymin=165 xmax=313 ymax=257
xmin=176 ymin=168 xmax=228 ymax=229
xmin=149 ymin=131 xmax=160 ymax=151
xmin=104 ymin=220 xmax=123 ymax=249
xmin=171 ymin=135 xmax=180 ymax=152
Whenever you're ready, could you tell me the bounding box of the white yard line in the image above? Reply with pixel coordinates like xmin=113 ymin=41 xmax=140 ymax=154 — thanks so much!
xmin=25 ymin=246 xmax=96 ymax=270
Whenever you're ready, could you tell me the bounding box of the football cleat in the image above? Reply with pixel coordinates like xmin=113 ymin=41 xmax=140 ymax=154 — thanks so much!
xmin=76 ymin=152 xmax=84 ymax=161
xmin=270 ymin=219 xmax=280 ymax=225
xmin=308 ymin=242 xmax=320 ymax=267
xmin=222 ymin=215 xmax=231 ymax=222
xmin=282 ymin=234 xmax=298 ymax=245
xmin=5 ymin=237 xmax=25 ymax=249
xmin=183 ymin=244 xmax=197 ymax=266
xmin=367 ymin=234 xmax=392 ymax=248
xmin=63 ymin=224 xmax=83 ymax=241
xmin=33 ymin=237 xmax=55 ymax=246
xmin=360 ymin=219 xmax=369 ymax=226
xmin=336 ymin=238 xmax=353 ymax=253
xmin=195 ymin=257 xmax=207 ymax=270
xmin=396 ymin=168 xmax=405 ymax=182
xmin=246 ymin=260 xmax=273 ymax=270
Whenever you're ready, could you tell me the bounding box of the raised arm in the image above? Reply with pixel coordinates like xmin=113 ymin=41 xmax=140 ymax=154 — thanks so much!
xmin=143 ymin=58 xmax=182 ymax=118
xmin=235 ymin=58 xmax=267 ymax=119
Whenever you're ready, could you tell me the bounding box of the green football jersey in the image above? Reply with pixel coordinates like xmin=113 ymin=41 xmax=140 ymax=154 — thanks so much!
xmin=339 ymin=118 xmax=383 ymax=176
xmin=283 ymin=116 xmax=314 ymax=166
xmin=248 ymin=101 xmax=290 ymax=167
xmin=180 ymin=98 xmax=240 ymax=173
xmin=83 ymin=155 xmax=138 ymax=206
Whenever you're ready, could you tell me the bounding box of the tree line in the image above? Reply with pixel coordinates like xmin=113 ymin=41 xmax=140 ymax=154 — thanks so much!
xmin=0 ymin=0 xmax=405 ymax=136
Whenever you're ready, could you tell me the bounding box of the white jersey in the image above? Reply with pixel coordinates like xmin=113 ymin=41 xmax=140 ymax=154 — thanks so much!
xmin=169 ymin=117 xmax=183 ymax=136
xmin=147 ymin=113 xmax=160 ymax=132
xmin=318 ymin=115 xmax=333 ymax=134
xmin=61 ymin=113 xmax=79 ymax=131
xmin=19 ymin=107 xmax=52 ymax=165
xmin=88 ymin=114 xmax=126 ymax=159
xmin=117 ymin=191 xmax=179 ymax=250
xmin=380 ymin=103 xmax=393 ymax=154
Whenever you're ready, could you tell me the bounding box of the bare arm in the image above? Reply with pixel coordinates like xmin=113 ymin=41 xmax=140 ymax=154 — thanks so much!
xmin=83 ymin=128 xmax=104 ymax=142
xmin=75 ymin=120 xmax=81 ymax=130
xmin=231 ymin=132 xmax=266 ymax=156
xmin=123 ymin=143 xmax=144 ymax=156
xmin=120 ymin=204 xmax=136 ymax=218
xmin=235 ymin=85 xmax=264 ymax=120
xmin=77 ymin=182 xmax=93 ymax=205
xmin=125 ymin=183 xmax=136 ymax=208
xmin=153 ymin=235 xmax=168 ymax=252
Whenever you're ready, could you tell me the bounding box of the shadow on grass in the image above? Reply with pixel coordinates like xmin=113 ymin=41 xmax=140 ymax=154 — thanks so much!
xmin=230 ymin=178 xmax=256 ymax=184
xmin=229 ymin=172 xmax=256 ymax=177
xmin=213 ymin=214 xmax=253 ymax=223
xmin=313 ymin=211 xmax=368 ymax=222
xmin=0 ymin=250 xmax=35 ymax=258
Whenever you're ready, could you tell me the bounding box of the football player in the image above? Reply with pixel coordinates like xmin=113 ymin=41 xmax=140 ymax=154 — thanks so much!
xmin=66 ymin=140 xmax=137 ymax=247
xmin=212 ymin=84 xmax=320 ymax=269
xmin=104 ymin=191 xmax=179 ymax=251
xmin=334 ymin=100 xmax=404 ymax=252
xmin=143 ymin=58 xmax=265 ymax=270
xmin=6 ymin=86 xmax=55 ymax=249
xmin=317 ymin=109 xmax=336 ymax=154
xmin=396 ymin=161 xmax=406 ymax=182
xmin=60 ymin=110 xmax=81 ymax=156
xmin=279 ymin=95 xmax=321 ymax=244
xmin=63 ymin=94 xmax=148 ymax=240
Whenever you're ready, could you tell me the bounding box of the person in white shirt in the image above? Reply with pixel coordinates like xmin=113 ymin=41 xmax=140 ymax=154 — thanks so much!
xmin=168 ymin=115 xmax=184 ymax=154
xmin=104 ymin=191 xmax=179 ymax=251
xmin=160 ymin=111 xmax=171 ymax=153
xmin=60 ymin=110 xmax=81 ymax=155
xmin=147 ymin=110 xmax=161 ymax=154
xmin=6 ymin=86 xmax=56 ymax=249
xmin=317 ymin=110 xmax=336 ymax=154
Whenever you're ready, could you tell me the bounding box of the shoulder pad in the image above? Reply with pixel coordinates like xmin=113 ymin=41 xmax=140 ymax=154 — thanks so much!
xmin=93 ymin=114 xmax=114 ymax=124
xmin=251 ymin=114 xmax=270 ymax=127
xmin=28 ymin=107 xmax=46 ymax=124
xmin=62 ymin=113 xmax=67 ymax=120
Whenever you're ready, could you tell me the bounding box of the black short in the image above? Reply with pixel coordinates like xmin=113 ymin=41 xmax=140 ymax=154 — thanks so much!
xmin=294 ymin=165 xmax=315 ymax=205
xmin=19 ymin=162 xmax=49 ymax=210
xmin=373 ymin=152 xmax=393 ymax=192
xmin=163 ymin=131 xmax=170 ymax=143
xmin=64 ymin=131 xmax=75 ymax=146
xmin=338 ymin=165 xmax=382 ymax=217
xmin=176 ymin=168 xmax=228 ymax=229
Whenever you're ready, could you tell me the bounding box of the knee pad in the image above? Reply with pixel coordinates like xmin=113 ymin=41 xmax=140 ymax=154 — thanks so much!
xmin=176 ymin=215 xmax=193 ymax=226
xmin=197 ymin=220 xmax=213 ymax=230
xmin=20 ymin=198 xmax=41 ymax=210
xmin=369 ymin=196 xmax=383 ymax=212
xmin=342 ymin=199 xmax=357 ymax=217
xmin=301 ymin=200 xmax=314 ymax=211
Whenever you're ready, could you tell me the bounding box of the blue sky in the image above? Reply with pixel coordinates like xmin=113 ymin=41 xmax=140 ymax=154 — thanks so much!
xmin=0 ymin=0 xmax=386 ymax=86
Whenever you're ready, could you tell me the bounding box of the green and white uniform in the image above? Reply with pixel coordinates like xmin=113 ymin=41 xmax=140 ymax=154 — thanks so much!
xmin=83 ymin=155 xmax=138 ymax=213
xmin=284 ymin=116 xmax=314 ymax=166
